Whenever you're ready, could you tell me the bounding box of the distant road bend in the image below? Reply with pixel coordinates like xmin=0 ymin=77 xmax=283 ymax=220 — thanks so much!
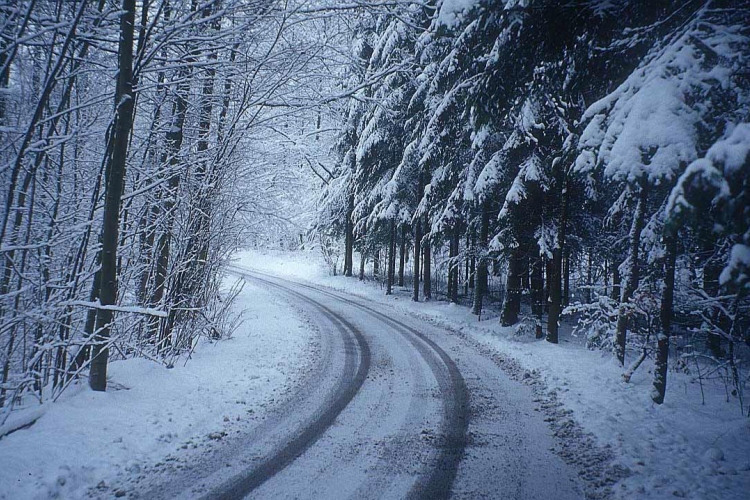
xmin=142 ymin=266 xmax=584 ymax=500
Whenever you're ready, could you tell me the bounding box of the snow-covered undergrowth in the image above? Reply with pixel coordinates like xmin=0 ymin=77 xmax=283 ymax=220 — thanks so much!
xmin=0 ymin=279 xmax=316 ymax=500
xmin=235 ymin=249 xmax=750 ymax=500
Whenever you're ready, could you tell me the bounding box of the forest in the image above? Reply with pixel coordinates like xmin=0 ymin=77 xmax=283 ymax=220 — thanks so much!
xmin=1 ymin=0 xmax=749 ymax=424
xmin=317 ymin=0 xmax=750 ymax=409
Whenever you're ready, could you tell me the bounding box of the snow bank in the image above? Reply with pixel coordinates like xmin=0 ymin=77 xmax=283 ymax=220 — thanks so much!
xmin=235 ymin=249 xmax=750 ymax=500
xmin=0 ymin=279 xmax=316 ymax=499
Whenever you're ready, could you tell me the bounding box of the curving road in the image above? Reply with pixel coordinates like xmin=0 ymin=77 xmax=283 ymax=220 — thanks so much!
xmin=138 ymin=269 xmax=583 ymax=500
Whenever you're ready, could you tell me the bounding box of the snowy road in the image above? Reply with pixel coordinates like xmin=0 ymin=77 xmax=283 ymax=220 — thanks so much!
xmin=141 ymin=269 xmax=584 ymax=500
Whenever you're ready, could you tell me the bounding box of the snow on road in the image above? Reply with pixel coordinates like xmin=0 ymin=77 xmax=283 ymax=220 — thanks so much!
xmin=234 ymin=249 xmax=750 ymax=500
xmin=216 ymin=270 xmax=583 ymax=500
xmin=0 ymin=279 xmax=317 ymax=500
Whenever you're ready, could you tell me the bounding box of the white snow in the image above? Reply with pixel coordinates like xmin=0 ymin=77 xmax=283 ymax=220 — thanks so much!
xmin=666 ymin=123 xmax=750 ymax=289
xmin=436 ymin=0 xmax=481 ymax=29
xmin=4 ymin=247 xmax=747 ymax=500
xmin=0 ymin=279 xmax=316 ymax=499
xmin=473 ymin=150 xmax=502 ymax=200
xmin=234 ymin=249 xmax=750 ymax=500
xmin=706 ymin=123 xmax=750 ymax=175
xmin=721 ymin=244 xmax=750 ymax=288
xmin=577 ymin=16 xmax=748 ymax=185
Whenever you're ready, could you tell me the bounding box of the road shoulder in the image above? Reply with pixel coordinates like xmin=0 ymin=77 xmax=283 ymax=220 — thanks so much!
xmin=0 ymin=279 xmax=319 ymax=500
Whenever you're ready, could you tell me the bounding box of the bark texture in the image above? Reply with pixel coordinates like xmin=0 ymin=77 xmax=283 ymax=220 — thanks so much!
xmin=89 ymin=0 xmax=137 ymax=392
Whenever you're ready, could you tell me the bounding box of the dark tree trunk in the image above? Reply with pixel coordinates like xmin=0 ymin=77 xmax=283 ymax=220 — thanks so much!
xmin=387 ymin=220 xmax=396 ymax=295
xmin=390 ymin=221 xmax=397 ymax=292
xmin=137 ymin=204 xmax=157 ymax=304
xmin=531 ymin=254 xmax=544 ymax=338
xmin=398 ymin=224 xmax=406 ymax=286
xmin=135 ymin=8 xmax=169 ymax=310
xmin=359 ymin=249 xmax=366 ymax=281
xmin=545 ymin=258 xmax=552 ymax=312
xmin=373 ymin=248 xmax=380 ymax=278
xmin=547 ymin=175 xmax=570 ymax=344
xmin=0 ymin=42 xmax=8 ymax=129
xmin=150 ymin=72 xmax=189 ymax=349
xmin=413 ymin=218 xmax=422 ymax=302
xmin=547 ymin=247 xmax=563 ymax=344
xmin=612 ymin=262 xmax=621 ymax=301
xmin=472 ymin=204 xmax=489 ymax=316
xmin=176 ymin=4 xmax=223 ymax=316
xmin=344 ymin=195 xmax=354 ymax=276
xmin=563 ymin=249 xmax=570 ymax=307
xmin=502 ymin=248 xmax=523 ymax=326
xmin=89 ymin=0 xmax=136 ymax=392
xmin=586 ymin=252 xmax=593 ymax=303
xmin=652 ymin=232 xmax=677 ymax=404
xmin=447 ymin=238 xmax=453 ymax=301
xmin=604 ymin=259 xmax=609 ymax=298
xmin=449 ymin=224 xmax=460 ymax=303
xmin=423 ymin=216 xmax=431 ymax=300
xmin=464 ymin=232 xmax=471 ymax=295
xmin=615 ymin=184 xmax=647 ymax=365
xmin=469 ymin=231 xmax=476 ymax=291
xmin=521 ymin=253 xmax=530 ymax=290
xmin=68 ymin=241 xmax=103 ymax=386
xmin=448 ymin=234 xmax=455 ymax=302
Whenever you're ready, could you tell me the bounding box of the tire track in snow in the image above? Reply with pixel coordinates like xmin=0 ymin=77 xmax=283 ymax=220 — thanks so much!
xmin=207 ymin=271 xmax=371 ymax=500
xmin=235 ymin=267 xmax=469 ymax=500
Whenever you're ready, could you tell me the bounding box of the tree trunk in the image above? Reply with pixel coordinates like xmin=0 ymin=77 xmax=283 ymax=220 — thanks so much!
xmin=563 ymin=248 xmax=570 ymax=306
xmin=135 ymin=4 xmax=170 ymax=310
xmin=547 ymin=175 xmax=570 ymax=344
xmin=359 ymin=249 xmax=366 ymax=281
xmin=150 ymin=67 xmax=191 ymax=349
xmin=398 ymin=224 xmax=406 ymax=286
xmin=586 ymin=252 xmax=593 ymax=303
xmin=0 ymin=330 xmax=14 ymax=408
xmin=390 ymin=221 xmax=397 ymax=292
xmin=545 ymin=258 xmax=552 ymax=312
xmin=373 ymin=248 xmax=380 ymax=278
xmin=449 ymin=224 xmax=460 ymax=303
xmin=614 ymin=184 xmax=647 ymax=365
xmin=472 ymin=204 xmax=489 ymax=316
xmin=652 ymin=232 xmax=677 ymax=404
xmin=177 ymin=3 xmax=223 ymax=310
xmin=531 ymin=254 xmax=544 ymax=338
xmin=464 ymin=232 xmax=471 ymax=295
xmin=423 ymin=216 xmax=431 ymax=301
xmin=612 ymin=263 xmax=621 ymax=301
xmin=521 ymin=253 xmax=530 ymax=290
xmin=502 ymin=248 xmax=523 ymax=326
xmin=387 ymin=220 xmax=396 ymax=295
xmin=469 ymin=232 xmax=476 ymax=292
xmin=0 ymin=39 xmax=8 ymax=130
xmin=448 ymin=231 xmax=455 ymax=302
xmin=413 ymin=217 xmax=422 ymax=302
xmin=344 ymin=194 xmax=354 ymax=276
xmin=604 ymin=259 xmax=609 ymax=298
xmin=89 ymin=0 xmax=136 ymax=392
xmin=547 ymin=248 xmax=563 ymax=344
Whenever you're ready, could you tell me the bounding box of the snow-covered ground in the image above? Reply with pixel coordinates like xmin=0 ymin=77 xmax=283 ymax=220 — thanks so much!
xmin=1 ymin=248 xmax=747 ymax=500
xmin=233 ymin=249 xmax=750 ymax=500
xmin=0 ymin=279 xmax=317 ymax=500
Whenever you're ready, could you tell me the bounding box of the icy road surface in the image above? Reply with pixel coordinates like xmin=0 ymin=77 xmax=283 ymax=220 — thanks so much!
xmin=140 ymin=268 xmax=583 ymax=499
